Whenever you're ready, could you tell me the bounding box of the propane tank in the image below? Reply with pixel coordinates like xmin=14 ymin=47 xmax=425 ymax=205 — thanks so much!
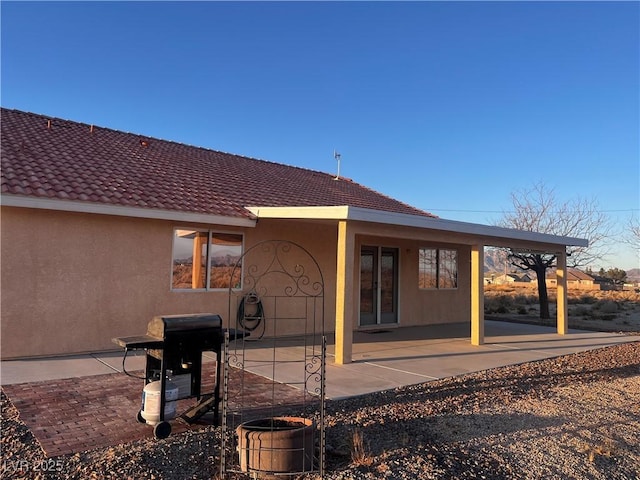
xmin=141 ymin=377 xmax=179 ymax=426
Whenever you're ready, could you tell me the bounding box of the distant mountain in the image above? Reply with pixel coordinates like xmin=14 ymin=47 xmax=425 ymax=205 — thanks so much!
xmin=484 ymin=248 xmax=527 ymax=275
xmin=486 ymin=249 xmax=640 ymax=284
xmin=484 ymin=248 xmax=507 ymax=273
xmin=627 ymin=268 xmax=640 ymax=283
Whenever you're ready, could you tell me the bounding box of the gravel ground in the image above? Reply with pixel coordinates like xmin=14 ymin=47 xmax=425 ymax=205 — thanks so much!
xmin=2 ymin=340 xmax=639 ymax=479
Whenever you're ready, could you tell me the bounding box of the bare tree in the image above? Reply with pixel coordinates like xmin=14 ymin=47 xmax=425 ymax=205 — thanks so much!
xmin=625 ymin=216 xmax=640 ymax=251
xmin=498 ymin=182 xmax=613 ymax=319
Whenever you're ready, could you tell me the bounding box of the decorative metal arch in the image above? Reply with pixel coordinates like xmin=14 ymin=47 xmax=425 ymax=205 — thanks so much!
xmin=220 ymin=240 xmax=326 ymax=478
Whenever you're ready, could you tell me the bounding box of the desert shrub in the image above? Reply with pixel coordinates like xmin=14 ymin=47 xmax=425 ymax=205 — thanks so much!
xmin=571 ymin=306 xmax=590 ymax=317
xmin=498 ymin=295 xmax=513 ymax=308
xmin=514 ymin=294 xmax=537 ymax=305
xmin=484 ymin=296 xmax=513 ymax=314
xmin=595 ymin=301 xmax=620 ymax=314
xmin=350 ymin=429 xmax=373 ymax=467
xmin=517 ymin=306 xmax=527 ymax=315
xmin=483 ymin=299 xmax=496 ymax=314
xmin=578 ymin=295 xmax=598 ymax=305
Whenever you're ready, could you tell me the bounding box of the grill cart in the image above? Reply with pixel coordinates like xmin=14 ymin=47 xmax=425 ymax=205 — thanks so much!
xmin=113 ymin=313 xmax=245 ymax=438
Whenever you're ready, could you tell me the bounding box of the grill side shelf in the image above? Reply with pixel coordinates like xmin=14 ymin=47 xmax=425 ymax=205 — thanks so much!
xmin=112 ymin=335 xmax=164 ymax=350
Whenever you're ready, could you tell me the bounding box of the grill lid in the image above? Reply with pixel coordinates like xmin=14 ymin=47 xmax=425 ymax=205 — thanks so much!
xmin=147 ymin=313 xmax=222 ymax=338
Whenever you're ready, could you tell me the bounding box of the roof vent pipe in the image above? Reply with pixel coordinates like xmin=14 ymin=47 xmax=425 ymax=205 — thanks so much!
xmin=334 ymin=150 xmax=341 ymax=180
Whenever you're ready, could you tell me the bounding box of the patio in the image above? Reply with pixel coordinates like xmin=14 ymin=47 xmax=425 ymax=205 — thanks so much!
xmin=4 ymin=320 xmax=638 ymax=397
xmin=240 ymin=320 xmax=640 ymax=398
xmin=2 ymin=320 xmax=639 ymax=457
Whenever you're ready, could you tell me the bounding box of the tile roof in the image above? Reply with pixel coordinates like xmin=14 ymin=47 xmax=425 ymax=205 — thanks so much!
xmin=1 ymin=108 xmax=435 ymax=220
xmin=546 ymin=268 xmax=595 ymax=282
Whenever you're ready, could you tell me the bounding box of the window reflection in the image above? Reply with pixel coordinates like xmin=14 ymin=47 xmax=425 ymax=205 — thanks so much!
xmin=172 ymin=229 xmax=242 ymax=290
xmin=419 ymin=248 xmax=458 ymax=289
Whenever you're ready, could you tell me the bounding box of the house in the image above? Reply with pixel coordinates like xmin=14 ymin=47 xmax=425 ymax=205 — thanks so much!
xmin=486 ymin=273 xmax=532 ymax=285
xmin=0 ymin=108 xmax=587 ymax=362
xmin=546 ymin=268 xmax=600 ymax=291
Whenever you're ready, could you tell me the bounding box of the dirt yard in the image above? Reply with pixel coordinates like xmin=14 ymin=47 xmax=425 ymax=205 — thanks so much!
xmin=484 ymin=285 xmax=640 ymax=333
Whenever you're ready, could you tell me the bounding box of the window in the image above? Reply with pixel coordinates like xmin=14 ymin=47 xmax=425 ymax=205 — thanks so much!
xmin=419 ymin=248 xmax=458 ymax=289
xmin=418 ymin=248 xmax=438 ymax=289
xmin=438 ymin=249 xmax=458 ymax=289
xmin=172 ymin=229 xmax=243 ymax=290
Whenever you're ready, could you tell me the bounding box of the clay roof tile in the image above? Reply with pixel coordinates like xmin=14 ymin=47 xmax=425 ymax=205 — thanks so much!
xmin=1 ymin=108 xmax=436 ymax=220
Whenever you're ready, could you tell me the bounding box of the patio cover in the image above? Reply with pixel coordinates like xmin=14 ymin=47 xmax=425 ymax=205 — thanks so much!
xmin=248 ymin=206 xmax=589 ymax=364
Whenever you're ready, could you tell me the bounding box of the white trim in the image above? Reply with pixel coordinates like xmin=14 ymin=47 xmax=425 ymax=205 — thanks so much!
xmin=3 ymin=196 xmax=588 ymax=247
xmin=246 ymin=205 xmax=588 ymax=247
xmin=246 ymin=205 xmax=350 ymax=220
xmin=1 ymin=195 xmax=257 ymax=227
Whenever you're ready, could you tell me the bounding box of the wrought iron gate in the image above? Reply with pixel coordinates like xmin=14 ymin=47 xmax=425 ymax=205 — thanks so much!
xmin=220 ymin=240 xmax=326 ymax=478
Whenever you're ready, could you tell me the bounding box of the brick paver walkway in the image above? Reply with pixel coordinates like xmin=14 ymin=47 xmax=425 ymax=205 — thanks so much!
xmin=3 ymin=366 xmax=310 ymax=458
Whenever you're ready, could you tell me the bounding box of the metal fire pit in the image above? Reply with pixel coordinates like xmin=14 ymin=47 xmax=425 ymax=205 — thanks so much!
xmin=113 ymin=313 xmax=246 ymax=438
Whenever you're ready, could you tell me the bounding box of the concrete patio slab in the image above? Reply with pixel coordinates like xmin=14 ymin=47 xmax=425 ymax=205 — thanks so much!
xmin=93 ymin=350 xmax=148 ymax=372
xmin=222 ymin=320 xmax=640 ymax=399
xmin=0 ymin=353 xmax=122 ymax=385
xmin=2 ymin=320 xmax=637 ymax=458
xmin=2 ymin=321 xmax=639 ymax=401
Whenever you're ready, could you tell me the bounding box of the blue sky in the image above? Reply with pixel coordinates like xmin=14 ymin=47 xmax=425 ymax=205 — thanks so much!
xmin=2 ymin=1 xmax=638 ymax=270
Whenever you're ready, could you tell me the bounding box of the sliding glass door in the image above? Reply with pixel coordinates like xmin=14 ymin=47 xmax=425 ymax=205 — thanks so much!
xmin=359 ymin=246 xmax=398 ymax=326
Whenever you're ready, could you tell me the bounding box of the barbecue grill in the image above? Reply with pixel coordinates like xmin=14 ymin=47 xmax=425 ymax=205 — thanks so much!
xmin=113 ymin=313 xmax=245 ymax=438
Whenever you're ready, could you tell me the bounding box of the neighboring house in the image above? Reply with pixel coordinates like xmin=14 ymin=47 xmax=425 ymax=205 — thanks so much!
xmin=591 ymin=274 xmax=622 ymax=291
xmin=546 ymin=268 xmax=600 ymax=291
xmin=0 ymin=109 xmax=587 ymax=362
xmin=487 ymin=273 xmax=532 ymax=285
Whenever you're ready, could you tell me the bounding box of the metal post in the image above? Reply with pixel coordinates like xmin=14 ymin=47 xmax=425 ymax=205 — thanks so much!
xmin=320 ymin=335 xmax=326 ymax=477
xmin=220 ymin=330 xmax=230 ymax=477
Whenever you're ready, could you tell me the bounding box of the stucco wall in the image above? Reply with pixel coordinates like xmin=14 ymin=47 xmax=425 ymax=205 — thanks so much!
xmin=236 ymin=219 xmax=338 ymax=338
xmin=1 ymin=207 xmax=471 ymax=359
xmin=1 ymin=208 xmax=216 ymax=357
xmin=0 ymin=209 xmax=340 ymax=358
